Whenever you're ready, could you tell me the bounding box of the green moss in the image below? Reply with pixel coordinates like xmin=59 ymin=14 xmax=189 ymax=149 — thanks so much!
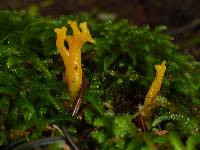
xmin=0 ymin=10 xmax=200 ymax=149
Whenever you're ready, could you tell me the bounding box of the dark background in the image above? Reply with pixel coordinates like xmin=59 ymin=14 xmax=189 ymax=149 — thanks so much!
xmin=1 ymin=0 xmax=200 ymax=59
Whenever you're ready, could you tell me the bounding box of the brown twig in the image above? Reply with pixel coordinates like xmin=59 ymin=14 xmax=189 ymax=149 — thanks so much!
xmin=72 ymin=74 xmax=89 ymax=116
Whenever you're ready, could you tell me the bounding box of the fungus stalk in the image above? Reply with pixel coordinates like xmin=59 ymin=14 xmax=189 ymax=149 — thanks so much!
xmin=54 ymin=21 xmax=95 ymax=102
xmin=135 ymin=61 xmax=166 ymax=119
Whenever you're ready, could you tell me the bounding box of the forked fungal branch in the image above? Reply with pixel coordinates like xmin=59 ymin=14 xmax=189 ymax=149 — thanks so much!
xmin=54 ymin=21 xmax=95 ymax=102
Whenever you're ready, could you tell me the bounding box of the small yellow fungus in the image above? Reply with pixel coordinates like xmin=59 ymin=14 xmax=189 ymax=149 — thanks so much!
xmin=139 ymin=61 xmax=166 ymax=118
xmin=144 ymin=61 xmax=166 ymax=106
xmin=54 ymin=21 xmax=95 ymax=101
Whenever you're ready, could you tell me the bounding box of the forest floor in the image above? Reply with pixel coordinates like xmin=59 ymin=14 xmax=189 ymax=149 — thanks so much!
xmin=0 ymin=0 xmax=200 ymax=60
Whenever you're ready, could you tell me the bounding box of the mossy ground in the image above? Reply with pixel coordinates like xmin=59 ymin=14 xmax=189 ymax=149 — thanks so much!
xmin=0 ymin=11 xmax=200 ymax=149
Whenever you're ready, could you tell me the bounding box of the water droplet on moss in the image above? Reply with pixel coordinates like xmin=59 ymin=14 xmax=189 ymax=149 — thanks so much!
xmin=109 ymin=70 xmax=115 ymax=76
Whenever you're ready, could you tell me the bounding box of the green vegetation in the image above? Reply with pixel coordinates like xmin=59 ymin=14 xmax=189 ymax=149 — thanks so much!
xmin=0 ymin=10 xmax=200 ymax=149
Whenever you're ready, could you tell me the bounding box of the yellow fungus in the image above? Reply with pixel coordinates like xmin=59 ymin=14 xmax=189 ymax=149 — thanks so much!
xmin=139 ymin=61 xmax=166 ymax=118
xmin=144 ymin=61 xmax=166 ymax=106
xmin=54 ymin=21 xmax=95 ymax=101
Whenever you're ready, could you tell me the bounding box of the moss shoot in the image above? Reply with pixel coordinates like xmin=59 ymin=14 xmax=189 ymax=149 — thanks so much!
xmin=0 ymin=10 xmax=200 ymax=149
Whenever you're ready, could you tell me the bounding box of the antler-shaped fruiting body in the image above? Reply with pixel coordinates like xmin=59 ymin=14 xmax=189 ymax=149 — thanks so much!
xmin=54 ymin=21 xmax=95 ymax=101
xmin=139 ymin=61 xmax=166 ymax=118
